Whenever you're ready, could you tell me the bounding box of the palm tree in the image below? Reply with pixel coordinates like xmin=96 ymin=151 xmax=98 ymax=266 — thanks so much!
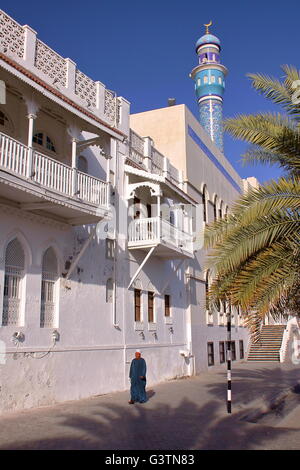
xmin=204 ymin=66 xmax=300 ymax=340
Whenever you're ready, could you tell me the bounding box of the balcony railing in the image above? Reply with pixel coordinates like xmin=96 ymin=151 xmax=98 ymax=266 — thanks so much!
xmin=0 ymin=132 xmax=109 ymax=208
xmin=128 ymin=216 xmax=193 ymax=253
xmin=128 ymin=129 xmax=183 ymax=188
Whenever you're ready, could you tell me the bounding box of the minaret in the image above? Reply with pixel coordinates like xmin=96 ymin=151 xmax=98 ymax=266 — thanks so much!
xmin=190 ymin=22 xmax=228 ymax=151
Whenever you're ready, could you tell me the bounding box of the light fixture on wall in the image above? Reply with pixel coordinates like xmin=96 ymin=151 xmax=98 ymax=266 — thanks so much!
xmin=11 ymin=331 xmax=25 ymax=345
xmin=52 ymin=330 xmax=60 ymax=342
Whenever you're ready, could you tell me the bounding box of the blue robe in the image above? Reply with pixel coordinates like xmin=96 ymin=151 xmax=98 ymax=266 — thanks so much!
xmin=129 ymin=357 xmax=147 ymax=403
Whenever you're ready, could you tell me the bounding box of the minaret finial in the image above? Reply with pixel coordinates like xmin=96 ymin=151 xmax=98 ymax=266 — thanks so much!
xmin=204 ymin=20 xmax=212 ymax=34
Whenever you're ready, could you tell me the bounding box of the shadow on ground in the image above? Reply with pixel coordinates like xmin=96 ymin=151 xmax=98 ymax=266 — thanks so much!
xmin=0 ymin=394 xmax=299 ymax=450
xmin=206 ymin=364 xmax=300 ymax=418
xmin=0 ymin=364 xmax=299 ymax=450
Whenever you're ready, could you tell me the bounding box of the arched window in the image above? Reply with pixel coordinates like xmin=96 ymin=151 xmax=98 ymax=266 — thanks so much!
xmin=40 ymin=247 xmax=58 ymax=328
xmin=2 ymin=238 xmax=25 ymax=326
xmin=106 ymin=278 xmax=114 ymax=303
xmin=203 ymin=76 xmax=208 ymax=84
xmin=211 ymin=75 xmax=216 ymax=83
xmin=0 ymin=110 xmax=9 ymax=127
xmin=0 ymin=110 xmax=13 ymax=134
xmin=205 ymin=270 xmax=210 ymax=310
xmin=202 ymin=185 xmax=208 ymax=223
xmin=33 ymin=133 xmax=56 ymax=153
xmin=78 ymin=155 xmax=88 ymax=174
xmin=213 ymin=195 xmax=218 ymax=221
xmin=218 ymin=200 xmax=223 ymax=219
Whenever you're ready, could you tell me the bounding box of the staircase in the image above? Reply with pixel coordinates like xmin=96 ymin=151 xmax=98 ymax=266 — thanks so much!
xmin=247 ymin=325 xmax=286 ymax=362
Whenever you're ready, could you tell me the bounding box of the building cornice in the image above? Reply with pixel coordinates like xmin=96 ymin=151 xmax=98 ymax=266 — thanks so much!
xmin=0 ymin=53 xmax=126 ymax=140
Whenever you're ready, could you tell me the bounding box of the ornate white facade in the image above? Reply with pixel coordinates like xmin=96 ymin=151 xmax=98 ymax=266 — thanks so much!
xmin=0 ymin=10 xmax=250 ymax=413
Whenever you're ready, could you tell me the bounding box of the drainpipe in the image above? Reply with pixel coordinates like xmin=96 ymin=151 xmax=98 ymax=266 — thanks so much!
xmin=112 ymin=138 xmax=119 ymax=328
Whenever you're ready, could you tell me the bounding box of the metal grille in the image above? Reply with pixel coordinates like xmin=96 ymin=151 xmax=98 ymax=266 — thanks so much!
xmin=2 ymin=239 xmax=25 ymax=326
xmin=40 ymin=248 xmax=58 ymax=328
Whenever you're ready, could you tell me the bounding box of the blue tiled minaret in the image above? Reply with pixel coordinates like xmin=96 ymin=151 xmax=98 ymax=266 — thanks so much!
xmin=190 ymin=22 xmax=228 ymax=151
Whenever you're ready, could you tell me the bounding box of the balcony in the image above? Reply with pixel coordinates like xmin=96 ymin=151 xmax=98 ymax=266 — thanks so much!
xmin=128 ymin=216 xmax=194 ymax=259
xmin=0 ymin=132 xmax=110 ymax=225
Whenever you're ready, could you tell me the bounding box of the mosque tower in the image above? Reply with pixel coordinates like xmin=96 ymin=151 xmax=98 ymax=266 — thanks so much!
xmin=190 ymin=21 xmax=228 ymax=151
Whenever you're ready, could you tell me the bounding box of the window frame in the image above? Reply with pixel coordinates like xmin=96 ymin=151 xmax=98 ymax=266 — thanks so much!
xmin=202 ymin=186 xmax=208 ymax=223
xmin=164 ymin=294 xmax=171 ymax=317
xmin=40 ymin=247 xmax=59 ymax=328
xmin=32 ymin=132 xmax=56 ymax=154
xmin=148 ymin=291 xmax=154 ymax=324
xmin=134 ymin=288 xmax=142 ymax=322
xmin=2 ymin=238 xmax=25 ymax=327
xmin=207 ymin=342 xmax=214 ymax=366
xmin=219 ymin=341 xmax=225 ymax=363
xmin=239 ymin=340 xmax=244 ymax=359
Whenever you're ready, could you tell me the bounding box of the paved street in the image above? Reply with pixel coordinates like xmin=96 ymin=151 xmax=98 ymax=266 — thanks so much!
xmin=0 ymin=362 xmax=299 ymax=450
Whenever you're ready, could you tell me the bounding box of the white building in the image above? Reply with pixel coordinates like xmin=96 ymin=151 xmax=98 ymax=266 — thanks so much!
xmin=0 ymin=10 xmax=250 ymax=413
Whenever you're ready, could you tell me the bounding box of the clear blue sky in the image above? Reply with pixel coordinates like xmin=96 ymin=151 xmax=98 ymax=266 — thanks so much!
xmin=2 ymin=0 xmax=300 ymax=183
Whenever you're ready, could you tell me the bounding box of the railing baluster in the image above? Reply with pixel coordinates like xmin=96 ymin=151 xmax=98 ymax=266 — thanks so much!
xmin=0 ymin=132 xmax=109 ymax=208
xmin=4 ymin=136 xmax=9 ymax=168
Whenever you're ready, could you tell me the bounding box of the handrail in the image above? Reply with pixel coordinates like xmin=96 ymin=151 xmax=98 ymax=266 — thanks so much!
xmin=128 ymin=216 xmax=193 ymax=252
xmin=0 ymin=131 xmax=109 ymax=207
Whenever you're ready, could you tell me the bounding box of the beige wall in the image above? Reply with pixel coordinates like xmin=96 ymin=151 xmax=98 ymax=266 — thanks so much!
xmin=130 ymin=104 xmax=243 ymax=209
xmin=130 ymin=105 xmax=187 ymax=175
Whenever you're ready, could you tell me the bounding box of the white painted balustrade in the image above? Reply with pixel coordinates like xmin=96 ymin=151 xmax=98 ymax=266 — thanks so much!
xmin=128 ymin=216 xmax=193 ymax=253
xmin=161 ymin=218 xmax=193 ymax=252
xmin=0 ymin=132 xmax=109 ymax=207
xmin=0 ymin=133 xmax=29 ymax=177
xmin=33 ymin=151 xmax=73 ymax=196
xmin=128 ymin=217 xmax=159 ymax=244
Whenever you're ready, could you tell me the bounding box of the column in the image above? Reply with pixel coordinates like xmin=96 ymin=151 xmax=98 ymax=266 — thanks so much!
xmin=157 ymin=192 xmax=161 ymax=241
xmin=163 ymin=157 xmax=169 ymax=178
xmin=71 ymin=138 xmax=78 ymax=196
xmin=26 ymin=113 xmax=36 ymax=178
xmin=143 ymin=136 xmax=153 ymax=171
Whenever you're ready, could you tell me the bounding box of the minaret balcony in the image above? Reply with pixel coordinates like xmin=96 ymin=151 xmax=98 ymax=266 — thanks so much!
xmin=128 ymin=216 xmax=194 ymax=259
xmin=0 ymin=131 xmax=110 ymax=225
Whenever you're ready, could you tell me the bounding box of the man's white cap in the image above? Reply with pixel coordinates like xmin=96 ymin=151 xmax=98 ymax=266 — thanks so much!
xmin=136 ymin=349 xmax=141 ymax=353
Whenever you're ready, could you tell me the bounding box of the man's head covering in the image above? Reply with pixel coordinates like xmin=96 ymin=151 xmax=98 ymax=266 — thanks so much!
xmin=136 ymin=349 xmax=141 ymax=353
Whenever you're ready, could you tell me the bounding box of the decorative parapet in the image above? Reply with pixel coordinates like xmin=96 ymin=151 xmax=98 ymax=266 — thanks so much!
xmin=0 ymin=10 xmax=25 ymax=59
xmin=128 ymin=128 xmax=182 ymax=187
xmin=35 ymin=39 xmax=67 ymax=88
xmin=151 ymin=147 xmax=164 ymax=176
xmin=129 ymin=129 xmax=145 ymax=167
xmin=169 ymin=161 xmax=180 ymax=185
xmin=75 ymin=69 xmax=97 ymax=108
xmin=104 ymin=89 xmax=117 ymax=124
xmin=0 ymin=9 xmax=122 ymax=131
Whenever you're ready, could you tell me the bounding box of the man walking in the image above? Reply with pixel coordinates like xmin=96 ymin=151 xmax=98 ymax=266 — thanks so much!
xmin=128 ymin=350 xmax=147 ymax=404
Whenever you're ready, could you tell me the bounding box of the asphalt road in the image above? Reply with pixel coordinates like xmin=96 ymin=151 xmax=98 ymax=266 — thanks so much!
xmin=0 ymin=361 xmax=299 ymax=450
